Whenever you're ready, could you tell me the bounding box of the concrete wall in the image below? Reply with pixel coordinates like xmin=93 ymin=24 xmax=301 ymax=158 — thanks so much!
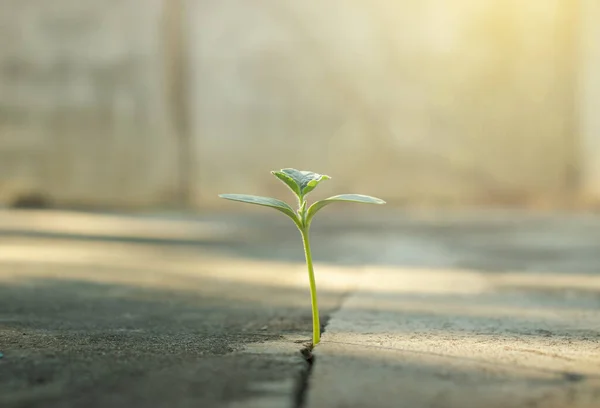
xmin=0 ymin=0 xmax=179 ymax=207
xmin=189 ymin=0 xmax=577 ymax=207
xmin=0 ymin=0 xmax=590 ymax=209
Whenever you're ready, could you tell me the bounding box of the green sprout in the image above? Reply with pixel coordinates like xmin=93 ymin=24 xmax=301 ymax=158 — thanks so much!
xmin=219 ymin=168 xmax=385 ymax=345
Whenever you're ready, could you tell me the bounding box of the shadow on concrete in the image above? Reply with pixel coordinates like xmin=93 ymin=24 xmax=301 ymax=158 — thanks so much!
xmin=2 ymin=209 xmax=600 ymax=274
xmin=0 ymin=275 xmax=317 ymax=408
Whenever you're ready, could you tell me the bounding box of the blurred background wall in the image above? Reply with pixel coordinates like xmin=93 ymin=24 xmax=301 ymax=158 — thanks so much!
xmin=0 ymin=0 xmax=598 ymax=210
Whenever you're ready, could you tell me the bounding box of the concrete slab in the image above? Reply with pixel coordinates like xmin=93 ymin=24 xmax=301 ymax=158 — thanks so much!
xmin=308 ymin=266 xmax=600 ymax=408
xmin=0 ymin=209 xmax=357 ymax=408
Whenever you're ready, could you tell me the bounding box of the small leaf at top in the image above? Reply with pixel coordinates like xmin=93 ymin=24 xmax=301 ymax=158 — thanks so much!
xmin=278 ymin=168 xmax=331 ymax=197
xmin=219 ymin=194 xmax=300 ymax=226
xmin=307 ymin=194 xmax=385 ymax=223
xmin=271 ymin=171 xmax=301 ymax=196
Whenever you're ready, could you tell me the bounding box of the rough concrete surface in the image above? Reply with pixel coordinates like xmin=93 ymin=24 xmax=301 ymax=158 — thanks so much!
xmin=0 ymin=209 xmax=356 ymax=408
xmin=308 ymin=214 xmax=600 ymax=408
xmin=1 ymin=209 xmax=600 ymax=408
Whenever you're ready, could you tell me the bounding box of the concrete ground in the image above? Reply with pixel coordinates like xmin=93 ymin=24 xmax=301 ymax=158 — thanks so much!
xmin=0 ymin=209 xmax=599 ymax=407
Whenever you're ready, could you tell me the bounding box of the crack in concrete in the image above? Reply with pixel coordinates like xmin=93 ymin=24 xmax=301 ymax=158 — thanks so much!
xmin=293 ymin=289 xmax=353 ymax=408
xmin=293 ymin=343 xmax=314 ymax=408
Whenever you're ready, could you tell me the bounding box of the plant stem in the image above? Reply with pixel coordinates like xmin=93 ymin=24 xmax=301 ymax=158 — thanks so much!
xmin=300 ymin=227 xmax=320 ymax=345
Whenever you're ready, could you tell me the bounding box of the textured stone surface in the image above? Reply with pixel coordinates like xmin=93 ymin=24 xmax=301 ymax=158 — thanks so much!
xmin=308 ymin=214 xmax=600 ymax=408
xmin=1 ymin=209 xmax=599 ymax=407
xmin=0 ymin=209 xmax=355 ymax=408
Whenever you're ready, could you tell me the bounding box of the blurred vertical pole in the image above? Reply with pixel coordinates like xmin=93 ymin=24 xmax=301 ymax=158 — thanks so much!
xmin=579 ymin=0 xmax=600 ymax=204
xmin=164 ymin=0 xmax=191 ymax=208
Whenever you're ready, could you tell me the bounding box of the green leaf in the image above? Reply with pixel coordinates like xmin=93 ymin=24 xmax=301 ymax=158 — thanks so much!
xmin=307 ymin=194 xmax=386 ymax=223
xmin=271 ymin=171 xmax=301 ymax=196
xmin=219 ymin=194 xmax=300 ymax=226
xmin=278 ymin=168 xmax=331 ymax=197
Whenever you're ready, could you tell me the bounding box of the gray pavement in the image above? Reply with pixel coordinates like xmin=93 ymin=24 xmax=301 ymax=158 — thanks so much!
xmin=0 ymin=210 xmax=353 ymax=408
xmin=305 ymin=212 xmax=600 ymax=408
xmin=0 ymin=209 xmax=599 ymax=407
xmin=308 ymin=268 xmax=600 ymax=408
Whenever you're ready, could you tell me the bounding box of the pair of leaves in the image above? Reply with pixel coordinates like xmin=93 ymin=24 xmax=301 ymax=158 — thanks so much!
xmin=218 ymin=193 xmax=385 ymax=226
xmin=219 ymin=168 xmax=385 ymax=228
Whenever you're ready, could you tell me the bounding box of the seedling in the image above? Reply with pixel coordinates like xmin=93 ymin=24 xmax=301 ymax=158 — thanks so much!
xmin=219 ymin=168 xmax=385 ymax=345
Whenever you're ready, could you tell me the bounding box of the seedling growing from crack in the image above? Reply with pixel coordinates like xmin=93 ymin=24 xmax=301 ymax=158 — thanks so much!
xmin=219 ymin=168 xmax=385 ymax=345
